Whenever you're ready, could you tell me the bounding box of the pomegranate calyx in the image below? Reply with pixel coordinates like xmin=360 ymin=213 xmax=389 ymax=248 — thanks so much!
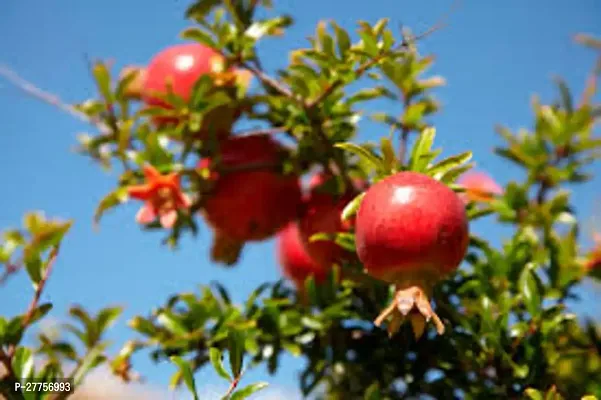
xmin=210 ymin=230 xmax=244 ymax=266
xmin=374 ymin=286 xmax=445 ymax=339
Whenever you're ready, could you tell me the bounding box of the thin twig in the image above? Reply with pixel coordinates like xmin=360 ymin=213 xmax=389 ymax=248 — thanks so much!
xmin=0 ymin=246 xmax=60 ymax=383
xmin=0 ymin=346 xmax=15 ymax=380
xmin=6 ymin=246 xmax=60 ymax=359
xmin=0 ymin=64 xmax=109 ymax=133
xmin=241 ymin=62 xmax=295 ymax=99
xmin=223 ymin=376 xmax=241 ymax=398
xmin=397 ymin=96 xmax=412 ymax=165
xmin=398 ymin=129 xmax=411 ymax=166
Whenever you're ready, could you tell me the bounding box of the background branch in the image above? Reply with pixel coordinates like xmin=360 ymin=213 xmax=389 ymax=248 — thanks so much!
xmin=0 ymin=65 xmax=109 ymax=133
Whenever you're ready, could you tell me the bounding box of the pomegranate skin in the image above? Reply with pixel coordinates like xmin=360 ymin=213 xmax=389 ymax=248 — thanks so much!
xmin=355 ymin=171 xmax=469 ymax=285
xmin=202 ymin=134 xmax=303 ymax=244
xmin=142 ymin=43 xmax=239 ymax=137
xmin=277 ymin=223 xmax=328 ymax=286
xmin=298 ymin=173 xmax=358 ymax=269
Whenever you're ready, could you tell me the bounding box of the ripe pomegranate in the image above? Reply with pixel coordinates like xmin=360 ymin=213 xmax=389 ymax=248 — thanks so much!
xmin=297 ymin=173 xmax=359 ymax=269
xmin=142 ymin=43 xmax=247 ymax=139
xmin=355 ymin=171 xmax=469 ymax=338
xmin=201 ymin=134 xmax=302 ymax=265
xmin=277 ymin=223 xmax=328 ymax=286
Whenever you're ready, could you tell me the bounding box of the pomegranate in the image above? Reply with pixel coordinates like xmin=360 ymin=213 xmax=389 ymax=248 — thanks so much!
xmin=142 ymin=43 xmax=247 ymax=139
xmin=355 ymin=171 xmax=469 ymax=338
xmin=297 ymin=173 xmax=359 ymax=269
xmin=277 ymin=223 xmax=328 ymax=286
xmin=201 ymin=134 xmax=302 ymax=265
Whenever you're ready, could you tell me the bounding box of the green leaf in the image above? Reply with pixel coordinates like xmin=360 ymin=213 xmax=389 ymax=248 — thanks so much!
xmin=128 ymin=316 xmax=157 ymax=337
xmin=494 ymin=147 xmax=535 ymax=168
xmin=4 ymin=316 xmax=24 ymax=345
xmin=364 ymin=382 xmax=382 ymax=400
xmin=525 ymin=388 xmax=544 ymax=400
xmin=380 ymin=136 xmax=398 ymax=173
xmin=25 ymin=254 xmax=43 ymax=284
xmin=304 ymin=276 xmax=319 ymax=305
xmin=348 ymin=87 xmax=396 ymax=104
xmin=428 ymin=151 xmax=473 ymax=179
xmin=371 ymin=112 xmax=400 ymax=127
xmin=409 ymin=127 xmax=436 ymax=171
xmin=157 ymin=311 xmax=189 ymax=336
xmin=23 ymin=212 xmax=44 ymax=234
xmin=332 ymin=22 xmax=351 ymax=57
xmin=335 ymin=142 xmax=384 ymax=174
xmin=0 ymin=317 xmax=6 ymax=338
xmin=12 ymin=346 xmax=34 ymax=379
xmin=358 ymin=30 xmax=378 ymax=57
xmin=519 ymin=264 xmax=543 ymax=317
xmin=92 ymin=62 xmax=113 ymax=102
xmin=170 ymin=356 xmax=199 ymax=400
xmin=211 ymin=281 xmax=232 ymax=305
xmin=244 ymin=283 xmax=270 ymax=310
xmin=186 ymin=0 xmax=221 ymax=21
xmin=230 ymin=382 xmax=269 ymax=400
xmin=116 ymin=69 xmax=141 ymax=100
xmin=73 ymin=345 xmax=106 ymax=385
xmin=545 ymin=386 xmax=564 ymax=400
xmin=96 ymin=306 xmax=123 ymax=333
xmin=245 ymin=16 xmax=293 ymax=40
xmin=282 ymin=341 xmax=302 ymax=356
xmin=94 ymin=187 xmax=129 ymax=226
xmin=309 ymin=232 xmax=356 ymax=252
xmin=341 ymin=192 xmax=365 ymax=222
xmin=315 ymin=21 xmax=335 ymax=57
xmin=210 ymin=347 xmax=232 ymax=381
xmin=228 ymin=329 xmax=245 ymax=377
xmin=554 ymin=77 xmax=573 ymax=114
xmin=70 ymin=306 xmax=95 ymax=333
xmin=181 ymin=27 xmax=217 ymax=48
xmin=28 ymin=303 xmax=53 ymax=325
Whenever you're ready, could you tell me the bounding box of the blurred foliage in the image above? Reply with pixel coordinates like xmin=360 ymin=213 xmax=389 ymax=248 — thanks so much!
xmin=2 ymin=0 xmax=601 ymax=399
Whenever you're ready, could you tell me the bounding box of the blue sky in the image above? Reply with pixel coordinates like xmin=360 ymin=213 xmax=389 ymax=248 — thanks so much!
xmin=1 ymin=0 xmax=601 ymax=398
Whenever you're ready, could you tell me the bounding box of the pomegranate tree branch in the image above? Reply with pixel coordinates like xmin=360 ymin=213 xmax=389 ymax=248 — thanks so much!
xmin=397 ymin=97 xmax=412 ymax=166
xmin=0 ymin=64 xmax=109 ymax=132
xmin=241 ymin=61 xmax=294 ymax=99
xmin=0 ymin=346 xmax=15 ymax=380
xmin=6 ymin=246 xmax=60 ymax=359
xmin=223 ymin=375 xmax=241 ymax=398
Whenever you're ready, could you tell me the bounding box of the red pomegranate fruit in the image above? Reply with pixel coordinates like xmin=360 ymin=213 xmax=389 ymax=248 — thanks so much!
xmin=201 ymin=134 xmax=302 ymax=265
xmin=277 ymin=223 xmax=328 ymax=287
xmin=297 ymin=173 xmax=359 ymax=269
xmin=142 ymin=43 xmax=249 ymax=139
xmin=355 ymin=171 xmax=469 ymax=338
